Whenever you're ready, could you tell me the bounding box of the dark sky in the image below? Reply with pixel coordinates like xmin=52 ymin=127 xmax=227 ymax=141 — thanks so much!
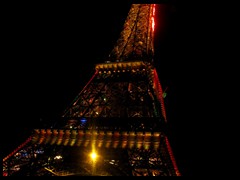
xmin=3 ymin=1 xmax=212 ymax=176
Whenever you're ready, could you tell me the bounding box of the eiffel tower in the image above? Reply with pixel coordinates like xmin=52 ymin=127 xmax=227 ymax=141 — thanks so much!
xmin=3 ymin=4 xmax=181 ymax=176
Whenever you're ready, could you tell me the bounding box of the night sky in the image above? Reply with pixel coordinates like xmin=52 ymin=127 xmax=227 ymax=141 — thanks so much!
xmin=3 ymin=1 xmax=215 ymax=176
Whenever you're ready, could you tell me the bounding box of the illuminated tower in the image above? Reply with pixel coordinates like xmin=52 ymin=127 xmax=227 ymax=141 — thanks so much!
xmin=3 ymin=4 xmax=181 ymax=176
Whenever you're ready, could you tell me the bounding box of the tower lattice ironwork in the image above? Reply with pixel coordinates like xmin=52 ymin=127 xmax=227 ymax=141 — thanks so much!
xmin=3 ymin=4 xmax=181 ymax=176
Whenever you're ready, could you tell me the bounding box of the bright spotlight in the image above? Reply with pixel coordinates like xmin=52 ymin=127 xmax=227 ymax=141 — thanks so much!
xmin=90 ymin=152 xmax=97 ymax=161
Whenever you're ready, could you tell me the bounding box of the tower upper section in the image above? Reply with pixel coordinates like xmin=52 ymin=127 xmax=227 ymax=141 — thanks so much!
xmin=109 ymin=4 xmax=156 ymax=63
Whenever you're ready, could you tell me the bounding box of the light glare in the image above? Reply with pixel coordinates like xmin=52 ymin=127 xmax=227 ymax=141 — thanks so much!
xmin=90 ymin=152 xmax=97 ymax=160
